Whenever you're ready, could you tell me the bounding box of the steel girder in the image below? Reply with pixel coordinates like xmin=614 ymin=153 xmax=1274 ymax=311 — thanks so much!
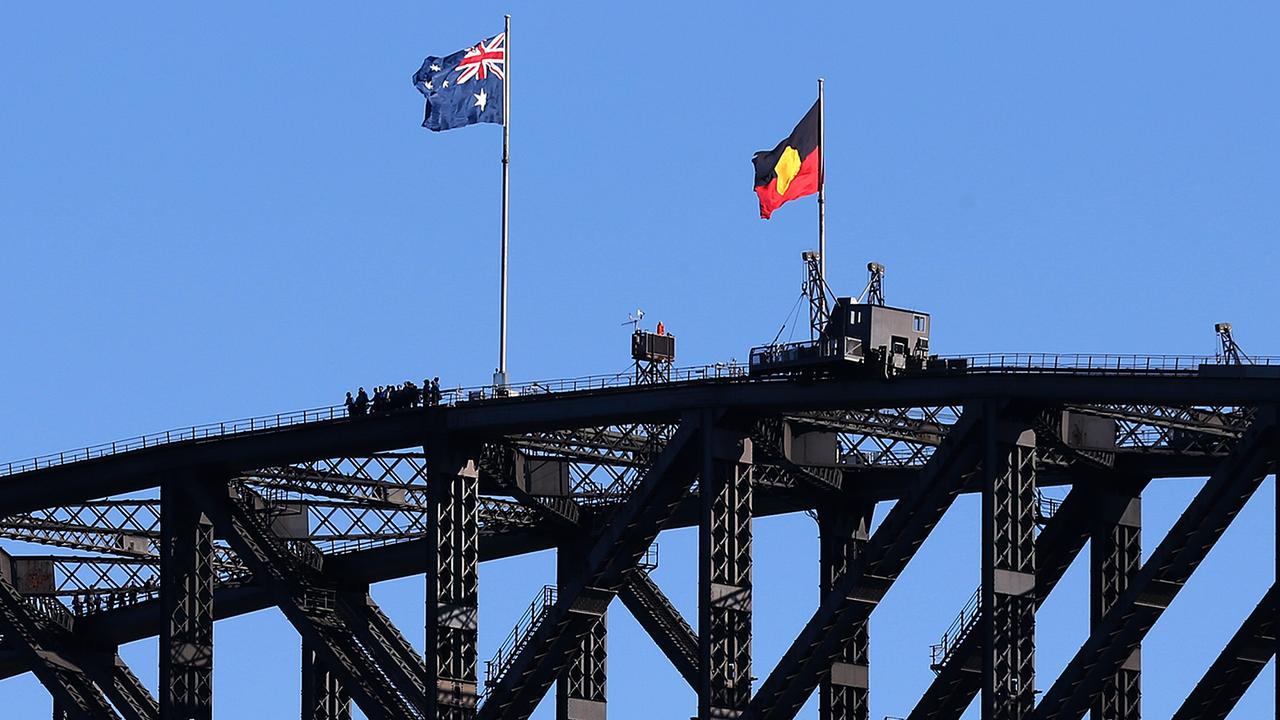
xmin=11 ymin=369 xmax=1280 ymax=515
xmin=699 ymin=427 xmax=754 ymax=720
xmin=477 ymin=417 xmax=707 ymax=720
xmin=1032 ymin=407 xmax=1278 ymax=719
xmin=159 ymin=481 xmax=214 ymax=720
xmin=1089 ymin=487 xmax=1142 ymax=720
xmin=425 ymin=438 xmax=481 ymax=720
xmin=1 ymin=398 xmax=1246 ymax=607
xmin=906 ymin=475 xmax=1151 ymax=720
xmin=0 ymin=470 xmax=915 ymax=688
xmin=479 ymin=444 xmax=582 ymax=529
xmin=556 ymin=545 xmax=607 ymax=720
xmin=98 ymin=656 xmax=159 ymax=720
xmin=751 ymin=419 xmax=841 ymax=497
xmin=741 ymin=403 xmax=1013 ymax=720
xmin=192 ymin=480 xmax=429 ymax=720
xmin=1171 ymin=583 xmax=1276 ymax=720
xmin=0 ymin=575 xmax=123 ymax=719
xmin=616 ymin=570 xmax=698 ymax=688
xmin=0 ymin=501 xmax=161 ymax=557
xmin=816 ymin=502 xmax=875 ymax=720
xmin=40 ymin=657 xmax=157 ymax=720
xmin=981 ymin=418 xmax=1038 ymax=720
xmin=303 ymin=640 xmax=352 ymax=720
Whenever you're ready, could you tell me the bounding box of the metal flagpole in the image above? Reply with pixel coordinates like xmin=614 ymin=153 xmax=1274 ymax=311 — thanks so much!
xmin=498 ymin=14 xmax=511 ymax=386
xmin=817 ymin=77 xmax=826 ymax=287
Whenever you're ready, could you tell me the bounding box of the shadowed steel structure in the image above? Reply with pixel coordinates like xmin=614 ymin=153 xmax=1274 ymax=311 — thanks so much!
xmin=0 ymin=355 xmax=1275 ymax=719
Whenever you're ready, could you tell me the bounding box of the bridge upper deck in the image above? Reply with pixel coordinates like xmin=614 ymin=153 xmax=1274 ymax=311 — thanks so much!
xmin=1 ymin=353 xmax=1277 ymax=516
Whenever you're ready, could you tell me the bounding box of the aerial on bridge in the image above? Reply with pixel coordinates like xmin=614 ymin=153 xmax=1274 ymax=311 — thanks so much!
xmin=1 ymin=5 xmax=1276 ymax=720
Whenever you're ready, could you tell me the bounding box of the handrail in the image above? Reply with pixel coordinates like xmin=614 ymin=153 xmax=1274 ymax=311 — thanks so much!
xmin=930 ymin=587 xmax=982 ymax=672
xmin=1035 ymin=490 xmax=1063 ymax=524
xmin=949 ymin=352 xmax=1280 ymax=373
xmin=484 ymin=584 xmax=558 ymax=693
xmin=4 ymin=351 xmax=1278 ymax=479
xmin=0 ymin=362 xmax=749 ymax=478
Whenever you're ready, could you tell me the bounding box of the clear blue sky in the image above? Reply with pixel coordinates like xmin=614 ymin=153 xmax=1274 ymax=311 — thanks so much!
xmin=2 ymin=3 xmax=1276 ymax=718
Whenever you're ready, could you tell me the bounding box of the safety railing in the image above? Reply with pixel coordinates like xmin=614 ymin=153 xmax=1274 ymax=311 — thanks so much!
xmin=637 ymin=542 xmax=660 ymax=573
xmin=484 ymin=584 xmax=558 ymax=694
xmin=1 ymin=405 xmax=349 ymax=477
xmin=952 ymin=352 xmax=1280 ymax=373
xmin=284 ymin=539 xmax=326 ymax=574
xmin=930 ymin=587 xmax=982 ymax=673
xmin=6 ymin=351 xmax=1277 ymax=479
xmin=0 ymin=362 xmax=749 ymax=478
xmin=1035 ymin=490 xmax=1063 ymax=524
xmin=30 ymin=594 xmax=75 ymax=632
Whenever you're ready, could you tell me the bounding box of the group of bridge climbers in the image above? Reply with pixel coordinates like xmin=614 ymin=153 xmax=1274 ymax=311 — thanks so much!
xmin=344 ymin=377 xmax=442 ymax=417
xmin=71 ymin=584 xmax=150 ymax=616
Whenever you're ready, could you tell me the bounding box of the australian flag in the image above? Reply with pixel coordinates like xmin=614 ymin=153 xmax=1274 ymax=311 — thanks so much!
xmin=413 ymin=32 xmax=506 ymax=132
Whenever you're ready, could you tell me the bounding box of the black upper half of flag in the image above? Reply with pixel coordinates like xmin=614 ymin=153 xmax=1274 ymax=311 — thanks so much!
xmin=752 ymin=100 xmax=820 ymax=189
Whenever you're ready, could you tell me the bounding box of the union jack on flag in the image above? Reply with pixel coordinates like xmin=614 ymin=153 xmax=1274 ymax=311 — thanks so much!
xmin=412 ymin=30 xmax=506 ymax=132
xmin=454 ymin=33 xmax=505 ymax=84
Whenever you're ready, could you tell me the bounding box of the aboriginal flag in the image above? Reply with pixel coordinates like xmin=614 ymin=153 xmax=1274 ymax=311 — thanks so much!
xmin=752 ymin=100 xmax=820 ymax=219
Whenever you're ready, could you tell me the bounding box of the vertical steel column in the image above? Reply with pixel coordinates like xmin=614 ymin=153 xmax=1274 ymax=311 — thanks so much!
xmin=1090 ymin=489 xmax=1142 ymax=720
xmin=556 ymin=546 xmax=607 ymax=720
xmin=981 ymin=415 xmax=1036 ymax=720
xmin=302 ymin=640 xmax=351 ymax=720
xmin=426 ymin=437 xmax=480 ymax=720
xmin=817 ymin=503 xmax=876 ymax=720
xmin=698 ymin=424 xmax=753 ymax=720
xmin=160 ymin=479 xmax=214 ymax=720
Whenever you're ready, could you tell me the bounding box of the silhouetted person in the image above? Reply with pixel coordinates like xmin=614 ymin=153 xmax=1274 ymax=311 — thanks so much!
xmin=344 ymin=391 xmax=356 ymax=416
xmin=354 ymin=387 xmax=369 ymax=416
xmin=431 ymin=377 xmax=442 ymax=406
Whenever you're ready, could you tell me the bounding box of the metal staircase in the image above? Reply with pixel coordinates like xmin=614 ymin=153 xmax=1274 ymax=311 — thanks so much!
xmin=207 ymin=484 xmax=427 ymax=720
xmin=925 ymin=491 xmax=1056 ymax=672
xmin=483 ymin=585 xmax=559 ymax=696
xmin=929 ymin=588 xmax=981 ymax=674
xmin=618 ymin=568 xmax=699 ymax=686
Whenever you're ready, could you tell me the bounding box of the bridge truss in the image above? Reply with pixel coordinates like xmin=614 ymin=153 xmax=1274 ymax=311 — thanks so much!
xmin=0 ymin=356 xmax=1275 ymax=719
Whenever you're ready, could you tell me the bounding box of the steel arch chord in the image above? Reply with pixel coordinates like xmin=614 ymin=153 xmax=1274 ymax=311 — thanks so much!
xmin=0 ymin=363 xmax=1278 ymax=719
xmin=1032 ymin=405 xmax=1278 ymax=719
xmin=1171 ymin=583 xmax=1277 ymax=720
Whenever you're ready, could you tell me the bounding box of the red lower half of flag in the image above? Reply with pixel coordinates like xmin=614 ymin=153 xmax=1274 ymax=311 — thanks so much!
xmin=754 ymin=147 xmax=820 ymax=219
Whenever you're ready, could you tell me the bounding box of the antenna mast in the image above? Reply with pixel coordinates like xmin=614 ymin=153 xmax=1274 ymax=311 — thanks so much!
xmin=803 ymin=251 xmax=832 ymax=340
xmin=1215 ymin=323 xmax=1252 ymax=365
xmin=859 ymin=262 xmax=886 ymax=306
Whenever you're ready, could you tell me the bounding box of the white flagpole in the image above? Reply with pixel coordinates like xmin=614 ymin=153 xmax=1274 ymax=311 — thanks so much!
xmin=498 ymin=14 xmax=511 ymax=386
xmin=817 ymin=77 xmax=826 ymax=287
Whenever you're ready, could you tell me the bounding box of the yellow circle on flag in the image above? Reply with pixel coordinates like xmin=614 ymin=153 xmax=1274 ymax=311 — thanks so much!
xmin=774 ymin=146 xmax=802 ymax=196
